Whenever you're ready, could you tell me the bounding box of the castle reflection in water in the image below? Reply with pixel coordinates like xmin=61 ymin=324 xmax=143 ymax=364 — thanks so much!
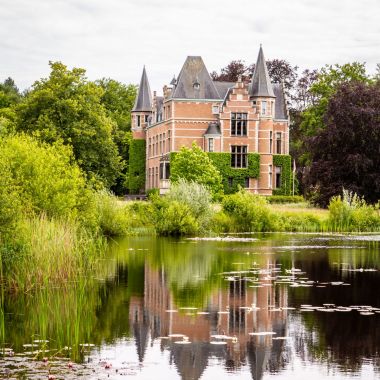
xmin=129 ymin=260 xmax=291 ymax=380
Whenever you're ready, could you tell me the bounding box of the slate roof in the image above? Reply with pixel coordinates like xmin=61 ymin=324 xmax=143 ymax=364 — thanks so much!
xmin=213 ymin=81 xmax=235 ymax=99
xmin=132 ymin=66 xmax=152 ymax=112
xmin=171 ymin=56 xmax=221 ymax=100
xmin=272 ymin=83 xmax=288 ymax=120
xmin=249 ymin=46 xmax=275 ymax=98
xmin=204 ymin=121 xmax=221 ymax=135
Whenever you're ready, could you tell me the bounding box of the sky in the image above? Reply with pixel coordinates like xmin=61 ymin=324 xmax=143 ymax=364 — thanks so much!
xmin=0 ymin=0 xmax=379 ymax=93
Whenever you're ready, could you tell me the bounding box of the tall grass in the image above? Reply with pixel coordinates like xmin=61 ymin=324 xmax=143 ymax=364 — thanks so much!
xmin=2 ymin=215 xmax=105 ymax=292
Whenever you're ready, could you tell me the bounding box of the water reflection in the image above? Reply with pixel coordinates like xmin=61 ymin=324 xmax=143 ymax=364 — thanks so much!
xmin=1 ymin=234 xmax=380 ymax=379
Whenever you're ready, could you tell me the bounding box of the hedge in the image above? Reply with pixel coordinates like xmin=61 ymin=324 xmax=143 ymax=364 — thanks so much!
xmin=266 ymin=195 xmax=304 ymax=204
xmin=128 ymin=139 xmax=146 ymax=194
xmin=272 ymin=154 xmax=292 ymax=195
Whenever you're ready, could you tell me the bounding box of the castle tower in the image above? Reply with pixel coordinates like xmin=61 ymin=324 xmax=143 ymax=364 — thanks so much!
xmin=131 ymin=66 xmax=152 ymax=139
xmin=250 ymin=46 xmax=277 ymax=194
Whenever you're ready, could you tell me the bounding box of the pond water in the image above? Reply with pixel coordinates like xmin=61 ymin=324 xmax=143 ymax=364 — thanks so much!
xmin=1 ymin=233 xmax=380 ymax=379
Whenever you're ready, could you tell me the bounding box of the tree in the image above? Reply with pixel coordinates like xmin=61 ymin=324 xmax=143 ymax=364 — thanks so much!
xmin=170 ymin=142 xmax=223 ymax=198
xmin=0 ymin=77 xmax=21 ymax=109
xmin=304 ymin=81 xmax=380 ymax=206
xmin=210 ymin=60 xmax=249 ymax=82
xmin=15 ymin=62 xmax=123 ymax=188
xmin=96 ymin=78 xmax=137 ymax=194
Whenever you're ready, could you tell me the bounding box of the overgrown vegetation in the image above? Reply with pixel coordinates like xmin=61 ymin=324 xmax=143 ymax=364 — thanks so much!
xmin=128 ymin=139 xmax=146 ymax=193
xmin=208 ymin=152 xmax=260 ymax=193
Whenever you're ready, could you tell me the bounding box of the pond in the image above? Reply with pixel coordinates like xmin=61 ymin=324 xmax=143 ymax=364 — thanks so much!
xmin=1 ymin=233 xmax=380 ymax=379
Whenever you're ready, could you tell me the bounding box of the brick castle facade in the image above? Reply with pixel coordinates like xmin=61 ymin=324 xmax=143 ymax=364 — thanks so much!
xmin=130 ymin=46 xmax=290 ymax=195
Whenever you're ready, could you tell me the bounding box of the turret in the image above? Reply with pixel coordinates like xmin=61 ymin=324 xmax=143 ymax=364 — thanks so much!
xmin=249 ymin=45 xmax=276 ymax=118
xmin=131 ymin=66 xmax=152 ymax=139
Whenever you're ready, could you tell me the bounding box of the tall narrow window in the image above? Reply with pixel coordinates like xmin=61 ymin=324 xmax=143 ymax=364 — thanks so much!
xmin=159 ymin=163 xmax=164 ymax=179
xmin=269 ymin=131 xmax=273 ymax=154
xmin=276 ymin=132 xmax=282 ymax=154
xmin=245 ymin=177 xmax=250 ymax=188
xmin=261 ymin=101 xmax=267 ymax=115
xmin=136 ymin=115 xmax=141 ymax=127
xmin=275 ymin=166 xmax=282 ymax=189
xmin=163 ymin=133 xmax=166 ymax=153
xmin=148 ymin=138 xmax=151 ymax=157
xmin=168 ymin=130 xmax=171 ymax=152
xmin=231 ymin=146 xmax=247 ymax=168
xmin=231 ymin=113 xmax=247 ymax=136
xmin=208 ymin=138 xmax=214 ymax=152
xmin=268 ymin=165 xmax=273 ymax=189
xmin=165 ymin=162 xmax=170 ymax=179
xmin=144 ymin=115 xmax=149 ymax=123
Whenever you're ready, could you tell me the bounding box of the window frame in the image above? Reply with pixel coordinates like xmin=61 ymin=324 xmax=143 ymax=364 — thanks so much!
xmin=231 ymin=112 xmax=248 ymax=136
xmin=231 ymin=145 xmax=248 ymax=168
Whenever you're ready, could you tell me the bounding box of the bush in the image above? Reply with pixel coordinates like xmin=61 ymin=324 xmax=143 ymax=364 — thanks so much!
xmin=266 ymin=195 xmax=305 ymax=204
xmin=222 ymin=189 xmax=277 ymax=232
xmin=327 ymin=189 xmax=380 ymax=231
xmin=153 ymin=199 xmax=199 ymax=236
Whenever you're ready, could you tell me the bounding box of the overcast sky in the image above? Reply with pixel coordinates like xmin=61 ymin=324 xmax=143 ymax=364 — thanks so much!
xmin=1 ymin=0 xmax=379 ymax=93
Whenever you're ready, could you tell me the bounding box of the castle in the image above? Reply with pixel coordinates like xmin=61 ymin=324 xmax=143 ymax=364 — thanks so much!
xmin=129 ymin=46 xmax=291 ymax=195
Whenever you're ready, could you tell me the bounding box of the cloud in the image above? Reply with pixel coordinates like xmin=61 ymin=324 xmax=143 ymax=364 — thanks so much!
xmin=0 ymin=0 xmax=379 ymax=91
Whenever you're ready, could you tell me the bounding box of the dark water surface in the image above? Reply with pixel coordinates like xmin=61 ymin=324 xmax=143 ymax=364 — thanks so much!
xmin=1 ymin=233 xmax=380 ymax=379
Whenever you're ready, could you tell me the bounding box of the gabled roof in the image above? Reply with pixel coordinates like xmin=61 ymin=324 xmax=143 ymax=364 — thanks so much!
xmin=213 ymin=81 xmax=235 ymax=99
xmin=171 ymin=56 xmax=221 ymax=100
xmin=249 ymin=46 xmax=275 ymax=98
xmin=272 ymin=83 xmax=288 ymax=120
xmin=132 ymin=66 xmax=152 ymax=112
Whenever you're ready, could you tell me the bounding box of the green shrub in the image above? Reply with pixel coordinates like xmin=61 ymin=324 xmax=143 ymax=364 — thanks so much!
xmin=146 ymin=188 xmax=159 ymax=199
xmin=267 ymin=195 xmax=305 ymax=204
xmin=222 ymin=189 xmax=276 ymax=232
xmin=153 ymin=199 xmax=199 ymax=236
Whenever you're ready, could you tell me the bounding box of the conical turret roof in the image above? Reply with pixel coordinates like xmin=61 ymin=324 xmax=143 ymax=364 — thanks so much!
xmin=249 ymin=46 xmax=275 ymax=98
xmin=132 ymin=66 xmax=152 ymax=112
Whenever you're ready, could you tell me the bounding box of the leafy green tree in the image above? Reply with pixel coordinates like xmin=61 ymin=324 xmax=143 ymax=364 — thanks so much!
xmin=96 ymin=78 xmax=137 ymax=194
xmin=300 ymin=63 xmax=370 ymax=138
xmin=170 ymin=142 xmax=223 ymax=198
xmin=15 ymin=62 xmax=123 ymax=188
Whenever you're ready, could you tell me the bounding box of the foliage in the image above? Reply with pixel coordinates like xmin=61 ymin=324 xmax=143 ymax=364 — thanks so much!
xmin=272 ymin=154 xmax=292 ymax=195
xmin=15 ymin=62 xmax=123 ymax=188
xmin=151 ymin=180 xmax=213 ymax=236
xmin=0 ymin=77 xmax=21 ymax=109
xmin=0 ymin=134 xmax=92 ymax=224
xmin=166 ymin=179 xmax=213 ymax=228
xmin=210 ymin=60 xmax=248 ymax=82
xmin=146 ymin=188 xmax=160 ymax=199
xmin=208 ymin=152 xmax=260 ymax=194
xmin=128 ymin=139 xmax=146 ymax=193
xmin=327 ymin=190 xmax=380 ymax=231
xmin=97 ymin=79 xmax=137 ymax=194
xmin=266 ymin=195 xmax=305 ymax=204
xmin=170 ymin=142 xmax=223 ymax=199
xmin=305 ymin=81 xmax=380 ymax=206
xmin=152 ymin=197 xmax=199 ymax=236
xmin=222 ymin=189 xmax=278 ymax=232
xmin=300 ymin=63 xmax=370 ymax=139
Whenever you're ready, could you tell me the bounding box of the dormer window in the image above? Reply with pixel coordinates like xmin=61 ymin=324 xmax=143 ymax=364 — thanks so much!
xmin=261 ymin=101 xmax=267 ymax=115
xmin=193 ymin=81 xmax=200 ymax=90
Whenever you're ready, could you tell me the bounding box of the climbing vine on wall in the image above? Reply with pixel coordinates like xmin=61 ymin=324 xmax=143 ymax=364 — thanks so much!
xmin=128 ymin=139 xmax=146 ymax=193
xmin=272 ymin=154 xmax=292 ymax=195
xmin=208 ymin=153 xmax=260 ymax=194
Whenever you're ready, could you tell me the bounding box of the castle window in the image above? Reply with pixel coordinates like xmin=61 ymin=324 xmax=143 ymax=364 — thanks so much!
xmin=212 ymin=105 xmax=219 ymax=114
xmin=231 ymin=113 xmax=247 ymax=136
xmin=269 ymin=131 xmax=273 ymax=154
xmin=163 ymin=133 xmax=166 ymax=153
xmin=148 ymin=138 xmax=151 ymax=157
xmin=144 ymin=115 xmax=149 ymax=123
xmin=208 ymin=138 xmax=214 ymax=152
xmin=275 ymin=166 xmax=282 ymax=188
xmin=261 ymin=101 xmax=267 ymax=115
xmin=136 ymin=115 xmax=141 ymax=127
xmin=245 ymin=177 xmax=250 ymax=188
xmin=268 ymin=165 xmax=273 ymax=189
xmin=231 ymin=145 xmax=247 ymax=168
xmin=276 ymin=132 xmax=282 ymax=154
